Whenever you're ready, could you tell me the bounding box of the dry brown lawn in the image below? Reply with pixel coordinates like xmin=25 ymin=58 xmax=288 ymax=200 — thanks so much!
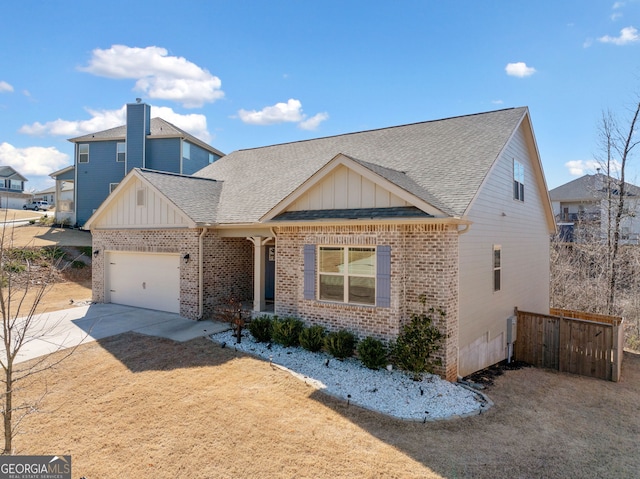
xmin=12 ymin=332 xmax=640 ymax=478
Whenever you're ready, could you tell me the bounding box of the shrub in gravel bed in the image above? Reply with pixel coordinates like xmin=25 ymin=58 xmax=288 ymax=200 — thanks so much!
xmin=390 ymin=305 xmax=445 ymax=380
xmin=271 ymin=317 xmax=305 ymax=347
xmin=248 ymin=315 xmax=273 ymax=343
xmin=325 ymin=330 xmax=357 ymax=359
xmin=299 ymin=325 xmax=326 ymax=352
xmin=357 ymin=337 xmax=388 ymax=370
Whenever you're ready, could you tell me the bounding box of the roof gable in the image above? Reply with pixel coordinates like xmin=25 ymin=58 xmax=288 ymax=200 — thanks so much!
xmin=262 ymin=153 xmax=448 ymax=221
xmin=0 ymin=166 xmax=27 ymax=182
xmin=549 ymin=173 xmax=640 ymax=202
xmin=85 ymin=169 xmax=222 ymax=229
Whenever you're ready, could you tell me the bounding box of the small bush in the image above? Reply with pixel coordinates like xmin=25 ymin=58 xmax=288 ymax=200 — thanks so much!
xmin=271 ymin=317 xmax=305 ymax=347
xmin=325 ymin=330 xmax=357 ymax=359
xmin=42 ymin=247 xmax=65 ymax=260
xmin=299 ymin=325 xmax=326 ymax=352
xmin=390 ymin=305 xmax=445 ymax=380
xmin=357 ymin=337 xmax=388 ymax=370
xmin=71 ymin=260 xmax=86 ymax=269
xmin=4 ymin=261 xmax=25 ymax=274
xmin=248 ymin=315 xmax=273 ymax=343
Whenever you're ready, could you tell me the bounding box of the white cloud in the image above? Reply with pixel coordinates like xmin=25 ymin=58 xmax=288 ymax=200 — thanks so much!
xmin=238 ymin=99 xmax=328 ymax=130
xmin=79 ymin=45 xmax=224 ymax=108
xmin=505 ymin=62 xmax=536 ymax=77
xmin=19 ymin=104 xmax=211 ymax=142
xmin=598 ymin=26 xmax=639 ymax=45
xmin=0 ymin=81 xmax=13 ymax=93
xmin=613 ymin=2 xmax=625 ymax=9
xmin=491 ymin=100 xmax=504 ymax=105
xmin=564 ymin=159 xmax=618 ymax=177
xmin=0 ymin=142 xmax=69 ymax=177
xmin=299 ymin=112 xmax=329 ymax=130
xmin=238 ymin=99 xmax=305 ymax=125
xmin=611 ymin=12 xmax=623 ymax=20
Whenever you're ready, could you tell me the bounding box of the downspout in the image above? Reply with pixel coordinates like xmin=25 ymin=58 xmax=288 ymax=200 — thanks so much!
xmin=198 ymin=227 xmax=208 ymax=319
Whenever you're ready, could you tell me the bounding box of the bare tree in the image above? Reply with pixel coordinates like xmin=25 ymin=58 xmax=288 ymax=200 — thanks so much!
xmin=0 ymin=218 xmax=78 ymax=454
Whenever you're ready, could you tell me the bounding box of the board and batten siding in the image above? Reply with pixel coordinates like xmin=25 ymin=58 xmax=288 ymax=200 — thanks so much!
xmin=287 ymin=164 xmax=409 ymax=211
xmin=458 ymin=123 xmax=551 ymax=376
xmin=91 ymin=177 xmax=191 ymax=228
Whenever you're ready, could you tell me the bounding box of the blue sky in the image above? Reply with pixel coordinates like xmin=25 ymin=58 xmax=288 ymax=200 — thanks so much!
xmin=1 ymin=0 xmax=640 ymax=192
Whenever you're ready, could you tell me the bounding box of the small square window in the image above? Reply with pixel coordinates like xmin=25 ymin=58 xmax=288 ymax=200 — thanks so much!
xmin=318 ymin=246 xmax=375 ymax=305
xmin=109 ymin=183 xmax=118 ymax=193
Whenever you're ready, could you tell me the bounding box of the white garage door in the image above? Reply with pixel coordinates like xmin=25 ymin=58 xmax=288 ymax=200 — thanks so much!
xmin=106 ymin=251 xmax=180 ymax=313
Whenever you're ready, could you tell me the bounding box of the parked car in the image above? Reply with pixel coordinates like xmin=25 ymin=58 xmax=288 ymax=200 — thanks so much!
xmin=23 ymin=201 xmax=51 ymax=211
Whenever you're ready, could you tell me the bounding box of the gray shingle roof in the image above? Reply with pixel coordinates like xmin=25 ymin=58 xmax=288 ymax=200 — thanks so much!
xmin=549 ymin=173 xmax=640 ymax=202
xmin=194 ymin=107 xmax=528 ymax=223
xmin=137 ymin=169 xmax=222 ymax=225
xmin=68 ymin=118 xmax=224 ymax=157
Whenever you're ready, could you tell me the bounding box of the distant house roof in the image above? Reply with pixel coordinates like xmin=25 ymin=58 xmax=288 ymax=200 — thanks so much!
xmin=193 ymin=107 xmax=532 ymax=224
xmin=68 ymin=118 xmax=224 ymax=157
xmin=0 ymin=166 xmax=27 ymax=182
xmin=549 ymin=173 xmax=640 ymax=202
xmin=35 ymin=182 xmax=74 ymax=195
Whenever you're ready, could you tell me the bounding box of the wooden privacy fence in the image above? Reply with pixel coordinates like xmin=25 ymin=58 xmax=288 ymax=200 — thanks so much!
xmin=514 ymin=308 xmax=624 ymax=382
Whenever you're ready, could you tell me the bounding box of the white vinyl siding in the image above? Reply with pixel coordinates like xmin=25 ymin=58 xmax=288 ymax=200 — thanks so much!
xmin=458 ymin=122 xmax=551 ymax=376
xmin=287 ymin=165 xmax=409 ymax=211
xmin=513 ymin=159 xmax=525 ymax=201
xmin=91 ymin=177 xmax=191 ymax=228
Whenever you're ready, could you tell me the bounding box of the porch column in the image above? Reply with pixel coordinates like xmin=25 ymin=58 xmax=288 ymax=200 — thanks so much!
xmin=247 ymin=236 xmax=273 ymax=312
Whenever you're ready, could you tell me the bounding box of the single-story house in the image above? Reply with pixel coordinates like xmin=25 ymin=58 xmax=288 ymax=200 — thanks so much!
xmin=86 ymin=107 xmax=555 ymax=380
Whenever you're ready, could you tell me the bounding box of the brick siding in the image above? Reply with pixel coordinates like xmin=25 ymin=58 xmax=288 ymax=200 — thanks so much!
xmin=92 ymin=229 xmax=252 ymax=319
xmin=274 ymin=223 xmax=459 ymax=380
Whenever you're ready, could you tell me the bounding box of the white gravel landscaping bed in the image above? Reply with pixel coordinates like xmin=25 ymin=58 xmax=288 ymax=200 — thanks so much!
xmin=211 ymin=330 xmax=491 ymax=421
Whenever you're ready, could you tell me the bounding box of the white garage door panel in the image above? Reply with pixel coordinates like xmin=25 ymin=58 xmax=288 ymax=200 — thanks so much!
xmin=107 ymin=252 xmax=180 ymax=313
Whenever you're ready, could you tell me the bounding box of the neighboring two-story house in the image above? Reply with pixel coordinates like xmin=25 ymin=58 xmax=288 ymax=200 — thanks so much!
xmin=0 ymin=166 xmax=31 ymax=209
xmin=549 ymin=172 xmax=640 ymax=244
xmin=51 ymin=101 xmax=224 ymax=227
xmin=86 ymin=107 xmax=556 ymax=380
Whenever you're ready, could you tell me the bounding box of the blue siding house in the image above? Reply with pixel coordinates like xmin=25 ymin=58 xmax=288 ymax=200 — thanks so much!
xmin=52 ymin=101 xmax=224 ymax=227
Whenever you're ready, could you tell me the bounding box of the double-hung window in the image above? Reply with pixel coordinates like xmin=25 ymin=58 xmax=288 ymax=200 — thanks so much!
xmin=78 ymin=144 xmax=89 ymax=164
xmin=513 ymin=159 xmax=524 ymax=201
xmin=493 ymin=245 xmax=502 ymax=292
xmin=116 ymin=142 xmax=126 ymax=162
xmin=318 ymin=246 xmax=376 ymax=305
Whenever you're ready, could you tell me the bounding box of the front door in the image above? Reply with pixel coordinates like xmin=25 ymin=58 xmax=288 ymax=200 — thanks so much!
xmin=265 ymin=246 xmax=276 ymax=301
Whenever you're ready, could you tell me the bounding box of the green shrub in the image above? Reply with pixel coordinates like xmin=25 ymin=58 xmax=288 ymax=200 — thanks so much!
xmin=357 ymin=337 xmax=388 ymax=370
xmin=42 ymin=247 xmax=65 ymax=260
xmin=389 ymin=305 xmax=445 ymax=380
xmin=248 ymin=315 xmax=273 ymax=343
xmin=324 ymin=330 xmax=357 ymax=359
xmin=71 ymin=260 xmax=85 ymax=269
xmin=271 ymin=317 xmax=305 ymax=347
xmin=4 ymin=261 xmax=25 ymax=274
xmin=299 ymin=325 xmax=326 ymax=352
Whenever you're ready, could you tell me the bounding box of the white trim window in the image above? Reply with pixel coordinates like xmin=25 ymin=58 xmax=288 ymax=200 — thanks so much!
xmin=117 ymin=142 xmax=126 ymax=162
xmin=513 ymin=159 xmax=524 ymax=201
xmin=109 ymin=183 xmax=119 ymax=193
xmin=493 ymin=245 xmax=502 ymax=292
xmin=78 ymin=144 xmax=89 ymax=164
xmin=318 ymin=246 xmax=376 ymax=305
xmin=183 ymin=142 xmax=191 ymax=161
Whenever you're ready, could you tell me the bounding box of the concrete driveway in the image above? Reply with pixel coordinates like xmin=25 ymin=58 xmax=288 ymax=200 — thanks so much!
xmin=15 ymin=303 xmax=230 ymax=364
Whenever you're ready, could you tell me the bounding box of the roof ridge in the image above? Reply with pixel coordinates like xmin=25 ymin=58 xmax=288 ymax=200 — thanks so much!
xmin=235 ymin=107 xmax=523 ymax=153
xmin=138 ymin=168 xmax=219 ymax=183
